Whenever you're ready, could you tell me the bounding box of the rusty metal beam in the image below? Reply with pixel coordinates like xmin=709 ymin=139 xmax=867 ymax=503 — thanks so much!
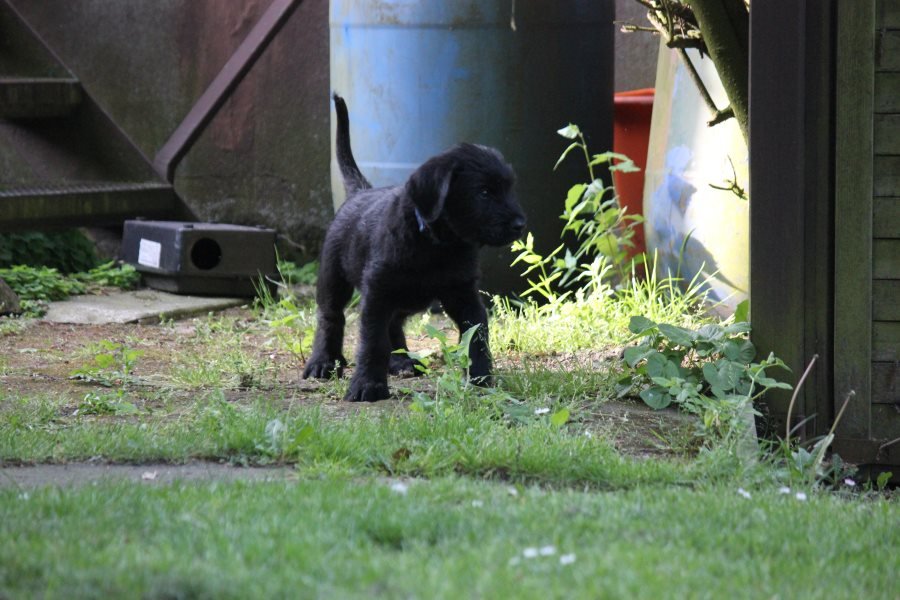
xmin=153 ymin=0 xmax=304 ymax=182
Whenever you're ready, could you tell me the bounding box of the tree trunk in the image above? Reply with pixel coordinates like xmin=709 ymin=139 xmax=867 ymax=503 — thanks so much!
xmin=688 ymin=0 xmax=749 ymax=144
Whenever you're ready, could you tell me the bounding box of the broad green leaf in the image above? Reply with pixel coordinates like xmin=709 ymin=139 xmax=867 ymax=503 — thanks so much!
xmin=623 ymin=346 xmax=653 ymax=367
xmin=564 ymin=184 xmax=587 ymax=212
xmin=733 ymin=299 xmax=750 ymax=323
xmin=702 ymin=363 xmax=721 ymax=387
xmin=645 ymin=353 xmax=672 ymax=378
xmin=628 ymin=315 xmax=656 ymax=334
xmin=550 ymin=408 xmax=570 ymax=427
xmin=696 ymin=324 xmax=725 ymax=342
xmin=716 ymin=361 xmax=745 ymax=391
xmin=658 ymin=323 xmax=695 ymax=346
xmin=724 ymin=339 xmax=756 ymax=363
xmin=640 ymin=386 xmax=672 ymax=409
xmin=663 ymin=359 xmax=682 ymax=379
xmin=723 ymin=322 xmax=753 ymax=335
xmin=595 ymin=233 xmax=619 ymax=257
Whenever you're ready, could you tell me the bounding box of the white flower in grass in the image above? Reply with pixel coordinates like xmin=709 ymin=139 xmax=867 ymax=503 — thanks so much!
xmin=471 ymin=500 xmax=484 ymax=508
xmin=534 ymin=407 xmax=550 ymax=415
xmin=539 ymin=545 xmax=557 ymax=556
xmin=560 ymin=553 xmax=577 ymax=565
xmin=843 ymin=478 xmax=856 ymax=487
xmin=737 ymin=487 xmax=752 ymax=499
xmin=390 ymin=481 xmax=408 ymax=495
xmin=522 ymin=547 xmax=539 ymax=558
xmin=795 ymin=491 xmax=807 ymax=501
xmin=778 ymin=486 xmax=791 ymax=495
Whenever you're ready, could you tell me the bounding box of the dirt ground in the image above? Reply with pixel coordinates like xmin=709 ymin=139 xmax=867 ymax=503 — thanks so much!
xmin=1 ymin=305 xmax=698 ymax=486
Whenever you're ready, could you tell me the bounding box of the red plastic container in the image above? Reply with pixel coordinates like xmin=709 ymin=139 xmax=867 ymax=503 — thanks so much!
xmin=613 ymin=88 xmax=655 ymax=256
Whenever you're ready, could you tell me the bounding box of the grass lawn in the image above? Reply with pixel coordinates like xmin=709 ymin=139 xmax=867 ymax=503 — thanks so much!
xmin=1 ymin=291 xmax=897 ymax=598
xmin=1 ymin=476 xmax=896 ymax=599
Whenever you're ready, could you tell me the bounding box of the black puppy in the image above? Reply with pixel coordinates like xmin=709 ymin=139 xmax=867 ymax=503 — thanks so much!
xmin=302 ymin=94 xmax=526 ymax=402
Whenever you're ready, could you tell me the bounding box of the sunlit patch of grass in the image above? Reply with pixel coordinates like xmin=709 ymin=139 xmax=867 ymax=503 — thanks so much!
xmin=490 ymin=265 xmax=711 ymax=356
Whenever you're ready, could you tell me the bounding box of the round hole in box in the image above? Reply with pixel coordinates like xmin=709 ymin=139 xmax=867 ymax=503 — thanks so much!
xmin=190 ymin=238 xmax=222 ymax=270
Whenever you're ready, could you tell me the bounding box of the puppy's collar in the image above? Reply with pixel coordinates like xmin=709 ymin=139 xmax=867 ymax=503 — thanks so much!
xmin=413 ymin=206 xmax=445 ymax=244
xmin=413 ymin=207 xmax=429 ymax=233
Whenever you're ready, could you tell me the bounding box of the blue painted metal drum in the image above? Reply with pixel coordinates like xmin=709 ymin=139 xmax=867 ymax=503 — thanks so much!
xmin=330 ymin=0 xmax=613 ymax=293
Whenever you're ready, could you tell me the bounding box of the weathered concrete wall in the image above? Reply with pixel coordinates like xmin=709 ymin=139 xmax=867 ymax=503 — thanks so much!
xmin=12 ymin=0 xmax=332 ymax=260
xmin=614 ymin=0 xmax=658 ymax=91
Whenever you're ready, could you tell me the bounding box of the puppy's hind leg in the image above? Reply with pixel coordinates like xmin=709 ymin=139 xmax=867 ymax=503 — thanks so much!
xmin=303 ymin=261 xmax=352 ymax=380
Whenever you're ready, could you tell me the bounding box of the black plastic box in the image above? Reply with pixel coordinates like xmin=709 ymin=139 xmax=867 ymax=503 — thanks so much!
xmin=121 ymin=220 xmax=277 ymax=297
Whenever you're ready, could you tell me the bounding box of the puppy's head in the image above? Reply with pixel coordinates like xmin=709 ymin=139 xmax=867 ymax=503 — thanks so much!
xmin=405 ymin=144 xmax=526 ymax=247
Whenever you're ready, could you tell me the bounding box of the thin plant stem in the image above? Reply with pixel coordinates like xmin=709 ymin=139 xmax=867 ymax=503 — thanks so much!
xmin=785 ymin=354 xmax=818 ymax=442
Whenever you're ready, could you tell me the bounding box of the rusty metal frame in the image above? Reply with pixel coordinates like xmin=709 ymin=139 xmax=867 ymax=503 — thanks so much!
xmin=153 ymin=0 xmax=304 ymax=182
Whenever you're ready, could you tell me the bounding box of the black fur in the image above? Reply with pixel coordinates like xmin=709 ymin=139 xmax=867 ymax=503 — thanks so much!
xmin=303 ymin=94 xmax=527 ymax=402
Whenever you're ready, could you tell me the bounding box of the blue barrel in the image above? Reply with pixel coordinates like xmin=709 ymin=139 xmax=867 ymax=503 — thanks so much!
xmin=330 ymin=0 xmax=613 ymax=293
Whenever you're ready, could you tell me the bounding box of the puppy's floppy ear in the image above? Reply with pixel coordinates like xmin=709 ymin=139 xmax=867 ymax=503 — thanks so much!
xmin=405 ymin=156 xmax=456 ymax=222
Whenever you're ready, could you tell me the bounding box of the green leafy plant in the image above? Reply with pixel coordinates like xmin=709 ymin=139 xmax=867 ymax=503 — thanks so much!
xmin=511 ymin=123 xmax=643 ymax=303
xmin=0 ymin=265 xmax=86 ymax=302
xmin=258 ymin=417 xmax=316 ymax=462
xmin=70 ymin=340 xmax=143 ymax=388
xmin=74 ymin=261 xmax=141 ymax=290
xmin=276 ymin=259 xmax=318 ymax=286
xmin=0 ymin=262 xmax=141 ymax=317
xmin=619 ymin=316 xmax=792 ymax=437
xmin=403 ymin=324 xmax=481 ymax=411
xmin=0 ymin=230 xmax=98 ymax=273
xmin=74 ymin=391 xmax=139 ymax=417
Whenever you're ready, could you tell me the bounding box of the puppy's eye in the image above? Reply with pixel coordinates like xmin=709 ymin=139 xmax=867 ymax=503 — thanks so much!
xmin=478 ymin=188 xmax=490 ymax=200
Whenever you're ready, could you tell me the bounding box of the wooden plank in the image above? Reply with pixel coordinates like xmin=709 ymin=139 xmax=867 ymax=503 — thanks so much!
xmin=873 ymin=361 xmax=899 ymax=403
xmin=878 ymin=0 xmax=900 ymax=27
xmin=875 ymin=157 xmax=900 ymax=196
xmin=874 ymin=280 xmax=900 ymax=319
xmin=874 ymin=321 xmax=900 ymax=361
xmin=874 ymin=114 xmax=900 ymax=154
xmin=804 ymin=4 xmax=837 ymax=436
xmin=874 ymin=239 xmax=900 ymax=278
xmin=872 ymin=404 xmax=900 ymax=438
xmin=749 ymin=2 xmax=814 ymax=426
xmin=874 ymin=198 xmax=900 ymax=237
xmin=875 ymin=72 xmax=900 ymax=112
xmin=834 ymin=2 xmax=875 ymax=439
xmin=879 ymin=29 xmax=900 ymax=71
xmin=832 ymin=437 xmax=900 ymax=465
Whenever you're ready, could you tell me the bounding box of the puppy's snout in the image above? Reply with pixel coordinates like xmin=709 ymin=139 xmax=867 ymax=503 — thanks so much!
xmin=510 ymin=216 xmax=527 ymax=238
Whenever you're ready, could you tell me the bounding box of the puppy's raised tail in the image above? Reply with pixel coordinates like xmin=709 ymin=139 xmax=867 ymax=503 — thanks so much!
xmin=333 ymin=93 xmax=372 ymax=196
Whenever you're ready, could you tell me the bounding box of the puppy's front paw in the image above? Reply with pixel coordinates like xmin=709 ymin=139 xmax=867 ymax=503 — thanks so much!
xmin=344 ymin=378 xmax=390 ymax=402
xmin=302 ymin=355 xmax=347 ymax=380
xmin=389 ymin=354 xmax=424 ymax=377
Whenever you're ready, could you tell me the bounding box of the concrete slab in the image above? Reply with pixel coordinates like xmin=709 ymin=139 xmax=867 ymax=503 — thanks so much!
xmin=42 ymin=289 xmax=247 ymax=324
xmin=0 ymin=463 xmax=297 ymax=488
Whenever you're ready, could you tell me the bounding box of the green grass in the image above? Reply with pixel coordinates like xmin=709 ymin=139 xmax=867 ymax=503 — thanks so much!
xmin=1 ymin=270 xmax=896 ymax=598
xmin=1 ymin=477 xmax=896 ymax=599
xmin=1 ymin=393 xmax=685 ymax=488
xmin=490 ymin=265 xmax=712 ymax=355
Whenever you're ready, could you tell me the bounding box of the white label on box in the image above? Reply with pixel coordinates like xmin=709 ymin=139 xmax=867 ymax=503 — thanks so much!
xmin=137 ymin=238 xmax=162 ymax=268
